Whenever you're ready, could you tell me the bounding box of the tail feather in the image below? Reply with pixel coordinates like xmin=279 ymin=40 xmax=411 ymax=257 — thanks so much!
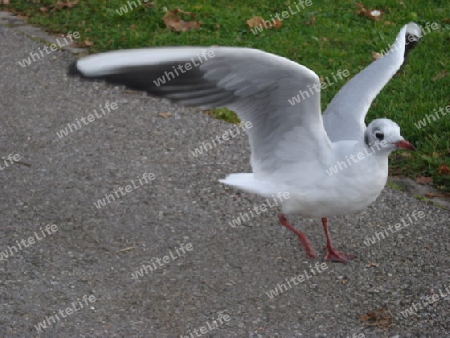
xmin=219 ymin=173 xmax=276 ymax=197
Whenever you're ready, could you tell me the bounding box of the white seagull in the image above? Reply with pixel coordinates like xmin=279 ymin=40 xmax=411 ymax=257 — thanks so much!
xmin=69 ymin=23 xmax=421 ymax=263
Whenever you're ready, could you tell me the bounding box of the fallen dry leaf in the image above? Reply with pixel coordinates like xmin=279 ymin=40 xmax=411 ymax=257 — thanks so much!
xmin=416 ymin=176 xmax=433 ymax=185
xmin=72 ymin=38 xmax=93 ymax=48
xmin=359 ymin=307 xmax=393 ymax=329
xmin=438 ymin=164 xmax=450 ymax=175
xmin=246 ymin=16 xmax=265 ymax=28
xmin=359 ymin=314 xmax=371 ymax=321
xmin=337 ymin=276 xmax=348 ymax=285
xmin=83 ymin=38 xmax=94 ymax=46
xmin=372 ymin=51 xmax=383 ymax=61
xmin=356 ymin=3 xmax=383 ymax=21
xmin=272 ymin=19 xmax=282 ymax=29
xmin=305 ymin=16 xmax=316 ymax=25
xmin=246 ymin=16 xmax=282 ymax=30
xmin=55 ymin=0 xmax=79 ymax=10
xmin=365 ymin=262 xmax=380 ymax=268
xmin=116 ymin=246 xmax=135 ymax=253
xmin=0 ymin=0 xmax=10 ymax=4
xmin=158 ymin=112 xmax=173 ymax=118
xmin=35 ymin=1 xmax=78 ymax=12
xmin=163 ymin=8 xmax=200 ymax=32
xmin=431 ymin=70 xmax=447 ymax=82
xmin=424 ymin=192 xmax=450 ymax=198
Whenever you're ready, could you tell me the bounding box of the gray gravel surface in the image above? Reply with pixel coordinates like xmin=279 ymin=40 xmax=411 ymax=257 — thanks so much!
xmin=1 ymin=22 xmax=449 ymax=338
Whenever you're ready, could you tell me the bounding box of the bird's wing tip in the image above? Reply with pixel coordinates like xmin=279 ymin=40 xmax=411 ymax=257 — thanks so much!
xmin=404 ymin=22 xmax=422 ymax=58
xmin=405 ymin=22 xmax=423 ymax=38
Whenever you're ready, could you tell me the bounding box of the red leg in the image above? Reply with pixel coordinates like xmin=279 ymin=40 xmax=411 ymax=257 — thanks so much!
xmin=279 ymin=213 xmax=317 ymax=258
xmin=322 ymin=217 xmax=356 ymax=263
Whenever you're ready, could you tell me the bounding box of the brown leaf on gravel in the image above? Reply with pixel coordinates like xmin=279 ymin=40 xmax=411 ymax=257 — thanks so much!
xmin=356 ymin=3 xmax=383 ymax=21
xmin=416 ymin=176 xmax=433 ymax=185
xmin=365 ymin=262 xmax=380 ymax=268
xmin=163 ymin=8 xmax=200 ymax=32
xmin=359 ymin=308 xmax=393 ymax=329
xmin=116 ymin=246 xmax=135 ymax=253
xmin=158 ymin=112 xmax=173 ymax=118
xmin=337 ymin=276 xmax=347 ymax=284
xmin=359 ymin=314 xmax=371 ymax=321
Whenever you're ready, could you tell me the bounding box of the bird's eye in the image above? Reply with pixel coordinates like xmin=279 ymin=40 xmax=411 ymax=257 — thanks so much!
xmin=375 ymin=131 xmax=384 ymax=140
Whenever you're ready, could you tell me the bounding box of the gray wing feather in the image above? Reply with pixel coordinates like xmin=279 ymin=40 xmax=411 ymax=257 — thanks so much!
xmin=72 ymin=47 xmax=332 ymax=175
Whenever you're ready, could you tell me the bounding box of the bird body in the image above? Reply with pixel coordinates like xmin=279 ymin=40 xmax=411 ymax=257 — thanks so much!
xmin=222 ymin=138 xmax=389 ymax=217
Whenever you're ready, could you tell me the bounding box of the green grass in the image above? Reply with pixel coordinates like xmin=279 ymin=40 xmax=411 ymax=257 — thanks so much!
xmin=4 ymin=0 xmax=450 ymax=190
xmin=386 ymin=181 xmax=404 ymax=191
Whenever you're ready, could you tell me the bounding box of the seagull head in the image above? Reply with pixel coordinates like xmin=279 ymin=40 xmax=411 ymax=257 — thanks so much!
xmin=365 ymin=118 xmax=415 ymax=154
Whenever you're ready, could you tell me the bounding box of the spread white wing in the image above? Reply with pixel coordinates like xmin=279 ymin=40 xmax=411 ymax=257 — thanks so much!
xmin=323 ymin=22 xmax=422 ymax=142
xmin=71 ymin=47 xmax=333 ymax=176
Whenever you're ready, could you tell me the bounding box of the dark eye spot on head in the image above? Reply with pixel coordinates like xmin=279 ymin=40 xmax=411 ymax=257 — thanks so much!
xmin=375 ymin=131 xmax=384 ymax=141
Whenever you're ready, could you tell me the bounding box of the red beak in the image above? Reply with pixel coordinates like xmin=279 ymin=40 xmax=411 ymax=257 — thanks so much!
xmin=394 ymin=139 xmax=415 ymax=150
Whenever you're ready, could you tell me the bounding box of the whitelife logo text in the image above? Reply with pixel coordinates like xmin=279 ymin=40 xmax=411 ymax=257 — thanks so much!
xmin=152 ymin=49 xmax=215 ymax=87
xmin=18 ymin=32 xmax=80 ymax=68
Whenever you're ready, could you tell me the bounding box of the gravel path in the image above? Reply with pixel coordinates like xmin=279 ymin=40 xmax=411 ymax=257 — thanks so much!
xmin=1 ymin=18 xmax=449 ymax=338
